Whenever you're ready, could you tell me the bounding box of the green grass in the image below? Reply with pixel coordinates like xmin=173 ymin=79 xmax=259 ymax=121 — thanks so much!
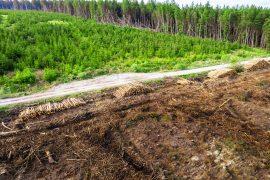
xmin=0 ymin=10 xmax=269 ymax=98
xmin=180 ymin=72 xmax=209 ymax=79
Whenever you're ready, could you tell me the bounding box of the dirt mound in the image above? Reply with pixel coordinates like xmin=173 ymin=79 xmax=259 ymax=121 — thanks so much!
xmin=0 ymin=70 xmax=270 ymax=179
xmin=208 ymin=68 xmax=236 ymax=78
xmin=113 ymin=82 xmax=153 ymax=98
xmin=244 ymin=59 xmax=270 ymax=71
xmin=176 ymin=78 xmax=192 ymax=85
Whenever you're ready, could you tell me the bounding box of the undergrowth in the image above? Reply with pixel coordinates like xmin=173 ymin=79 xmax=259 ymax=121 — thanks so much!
xmin=0 ymin=10 xmax=269 ymax=97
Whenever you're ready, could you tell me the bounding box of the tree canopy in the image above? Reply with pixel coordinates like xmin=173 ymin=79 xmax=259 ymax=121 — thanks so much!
xmin=1 ymin=0 xmax=270 ymax=48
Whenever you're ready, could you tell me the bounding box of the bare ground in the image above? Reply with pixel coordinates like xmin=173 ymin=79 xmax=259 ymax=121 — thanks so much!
xmin=0 ymin=69 xmax=270 ymax=179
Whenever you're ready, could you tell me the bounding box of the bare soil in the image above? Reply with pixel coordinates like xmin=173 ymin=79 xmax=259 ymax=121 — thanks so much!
xmin=0 ymin=69 xmax=270 ymax=179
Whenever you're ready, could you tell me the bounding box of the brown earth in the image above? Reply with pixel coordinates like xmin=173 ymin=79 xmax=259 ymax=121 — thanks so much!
xmin=0 ymin=69 xmax=270 ymax=179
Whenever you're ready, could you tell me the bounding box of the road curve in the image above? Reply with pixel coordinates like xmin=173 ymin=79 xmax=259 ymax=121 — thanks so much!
xmin=0 ymin=58 xmax=269 ymax=107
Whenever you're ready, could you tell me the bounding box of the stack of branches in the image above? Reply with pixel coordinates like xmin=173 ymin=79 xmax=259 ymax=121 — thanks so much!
xmin=113 ymin=82 xmax=153 ymax=99
xmin=18 ymin=98 xmax=86 ymax=120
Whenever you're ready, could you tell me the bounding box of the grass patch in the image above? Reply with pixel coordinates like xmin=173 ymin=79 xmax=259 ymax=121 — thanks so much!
xmin=180 ymin=72 xmax=208 ymax=79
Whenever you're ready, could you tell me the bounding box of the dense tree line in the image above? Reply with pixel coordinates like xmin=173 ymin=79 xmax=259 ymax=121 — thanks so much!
xmin=1 ymin=0 xmax=270 ymax=49
xmin=1 ymin=11 xmax=268 ymax=95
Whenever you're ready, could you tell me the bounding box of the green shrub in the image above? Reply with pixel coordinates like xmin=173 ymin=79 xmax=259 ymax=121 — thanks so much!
xmin=0 ymin=75 xmax=8 ymax=85
xmin=231 ymin=64 xmax=244 ymax=73
xmin=0 ymin=54 xmax=13 ymax=75
xmin=43 ymin=68 xmax=59 ymax=82
xmin=77 ymin=72 xmax=90 ymax=79
xmin=13 ymin=68 xmax=36 ymax=84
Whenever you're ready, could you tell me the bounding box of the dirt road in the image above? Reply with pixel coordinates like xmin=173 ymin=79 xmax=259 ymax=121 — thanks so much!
xmin=0 ymin=58 xmax=269 ymax=106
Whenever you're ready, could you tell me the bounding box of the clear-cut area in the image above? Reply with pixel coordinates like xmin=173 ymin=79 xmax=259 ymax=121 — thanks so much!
xmin=1 ymin=69 xmax=270 ymax=179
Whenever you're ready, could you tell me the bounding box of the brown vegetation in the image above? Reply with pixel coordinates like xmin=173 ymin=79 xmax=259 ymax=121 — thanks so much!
xmin=208 ymin=68 xmax=237 ymax=78
xmin=13 ymin=98 xmax=86 ymax=130
xmin=113 ymin=82 xmax=153 ymax=99
xmin=0 ymin=69 xmax=270 ymax=179
xmin=244 ymin=59 xmax=270 ymax=71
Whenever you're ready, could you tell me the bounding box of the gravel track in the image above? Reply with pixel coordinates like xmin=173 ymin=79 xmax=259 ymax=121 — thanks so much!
xmin=0 ymin=58 xmax=268 ymax=106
